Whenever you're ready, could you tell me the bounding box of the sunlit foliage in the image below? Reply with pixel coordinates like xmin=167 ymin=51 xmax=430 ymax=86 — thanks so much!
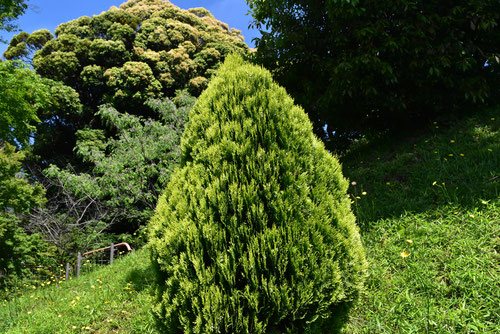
xmin=149 ymin=56 xmax=367 ymax=333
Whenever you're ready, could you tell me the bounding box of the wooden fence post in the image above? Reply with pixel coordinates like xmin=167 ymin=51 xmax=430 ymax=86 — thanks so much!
xmin=76 ymin=252 xmax=82 ymax=278
xmin=110 ymin=243 xmax=115 ymax=264
xmin=65 ymin=263 xmax=70 ymax=281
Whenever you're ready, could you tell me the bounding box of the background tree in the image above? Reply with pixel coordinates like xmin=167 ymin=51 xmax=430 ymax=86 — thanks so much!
xmin=3 ymin=0 xmax=249 ymax=251
xmin=0 ymin=58 xmax=82 ymax=166
xmin=33 ymin=92 xmax=195 ymax=253
xmin=0 ymin=58 xmax=62 ymax=292
xmin=0 ymin=143 xmax=52 ymax=291
xmin=0 ymin=0 xmax=27 ymax=42
xmin=5 ymin=0 xmax=248 ymax=162
xmin=2 ymin=29 xmax=52 ymax=63
xmin=247 ymin=0 xmax=500 ymax=149
xmin=0 ymin=60 xmax=47 ymax=147
xmin=149 ymin=56 xmax=366 ymax=333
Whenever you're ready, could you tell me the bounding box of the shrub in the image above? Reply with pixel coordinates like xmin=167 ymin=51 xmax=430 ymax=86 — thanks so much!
xmin=148 ymin=56 xmax=367 ymax=333
xmin=0 ymin=214 xmax=56 ymax=294
xmin=0 ymin=143 xmax=54 ymax=293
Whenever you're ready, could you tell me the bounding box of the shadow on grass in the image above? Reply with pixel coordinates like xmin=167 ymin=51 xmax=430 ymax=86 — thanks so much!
xmin=125 ymin=262 xmax=156 ymax=292
xmin=341 ymin=107 xmax=499 ymax=228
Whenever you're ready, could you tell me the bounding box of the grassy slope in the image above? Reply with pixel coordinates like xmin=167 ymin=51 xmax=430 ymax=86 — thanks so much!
xmin=0 ymin=108 xmax=498 ymax=333
xmin=341 ymin=108 xmax=499 ymax=333
xmin=0 ymin=249 xmax=156 ymax=334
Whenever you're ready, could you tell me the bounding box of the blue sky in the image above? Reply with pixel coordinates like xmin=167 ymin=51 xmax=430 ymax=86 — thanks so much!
xmin=0 ymin=0 xmax=259 ymax=56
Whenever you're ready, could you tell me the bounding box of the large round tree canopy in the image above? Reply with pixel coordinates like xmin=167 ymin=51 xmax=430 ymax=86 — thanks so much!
xmin=149 ymin=55 xmax=367 ymax=333
xmin=4 ymin=0 xmax=249 ymax=166
xmin=5 ymin=0 xmax=248 ymax=112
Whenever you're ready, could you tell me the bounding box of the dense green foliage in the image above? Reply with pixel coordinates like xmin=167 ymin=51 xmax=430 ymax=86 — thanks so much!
xmin=0 ymin=60 xmax=47 ymax=147
xmin=0 ymin=0 xmax=27 ymax=41
xmin=248 ymin=0 xmax=500 ymax=148
xmin=0 ymin=60 xmax=81 ymax=260
xmin=0 ymin=144 xmax=44 ymax=217
xmin=0 ymin=143 xmax=50 ymax=290
xmin=40 ymin=92 xmax=195 ymax=249
xmin=5 ymin=0 xmax=248 ymax=116
xmin=0 ymin=59 xmax=61 ymax=293
xmin=0 ymin=59 xmax=79 ymax=161
xmin=149 ymin=56 xmax=366 ymax=333
xmin=0 ymin=58 xmax=81 ymax=164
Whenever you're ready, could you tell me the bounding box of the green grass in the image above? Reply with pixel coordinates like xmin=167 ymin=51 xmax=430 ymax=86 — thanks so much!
xmin=0 ymin=108 xmax=498 ymax=333
xmin=343 ymin=109 xmax=498 ymax=225
xmin=343 ymin=204 xmax=499 ymax=333
xmin=341 ymin=107 xmax=499 ymax=333
xmin=0 ymin=249 xmax=157 ymax=334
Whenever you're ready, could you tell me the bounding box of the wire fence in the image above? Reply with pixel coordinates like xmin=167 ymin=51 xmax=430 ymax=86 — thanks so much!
xmin=1 ymin=242 xmax=133 ymax=300
xmin=68 ymin=242 xmax=133 ymax=279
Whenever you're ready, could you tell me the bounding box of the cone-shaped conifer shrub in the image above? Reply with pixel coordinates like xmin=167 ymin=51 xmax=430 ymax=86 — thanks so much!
xmin=148 ymin=55 xmax=367 ymax=333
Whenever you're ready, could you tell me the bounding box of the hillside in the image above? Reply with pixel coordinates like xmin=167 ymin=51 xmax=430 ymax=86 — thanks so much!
xmin=1 ymin=108 xmax=498 ymax=333
xmin=0 ymin=249 xmax=156 ymax=334
xmin=341 ymin=107 xmax=499 ymax=333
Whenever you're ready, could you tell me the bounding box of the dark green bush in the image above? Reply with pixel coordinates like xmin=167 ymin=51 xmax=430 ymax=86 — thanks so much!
xmin=0 ymin=143 xmax=55 ymax=293
xmin=149 ymin=55 xmax=367 ymax=333
xmin=248 ymin=0 xmax=500 ymax=149
xmin=0 ymin=214 xmax=56 ymax=294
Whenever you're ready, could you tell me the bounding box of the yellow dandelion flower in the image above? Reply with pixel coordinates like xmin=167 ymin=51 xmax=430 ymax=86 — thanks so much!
xmin=400 ymin=250 xmax=411 ymax=258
